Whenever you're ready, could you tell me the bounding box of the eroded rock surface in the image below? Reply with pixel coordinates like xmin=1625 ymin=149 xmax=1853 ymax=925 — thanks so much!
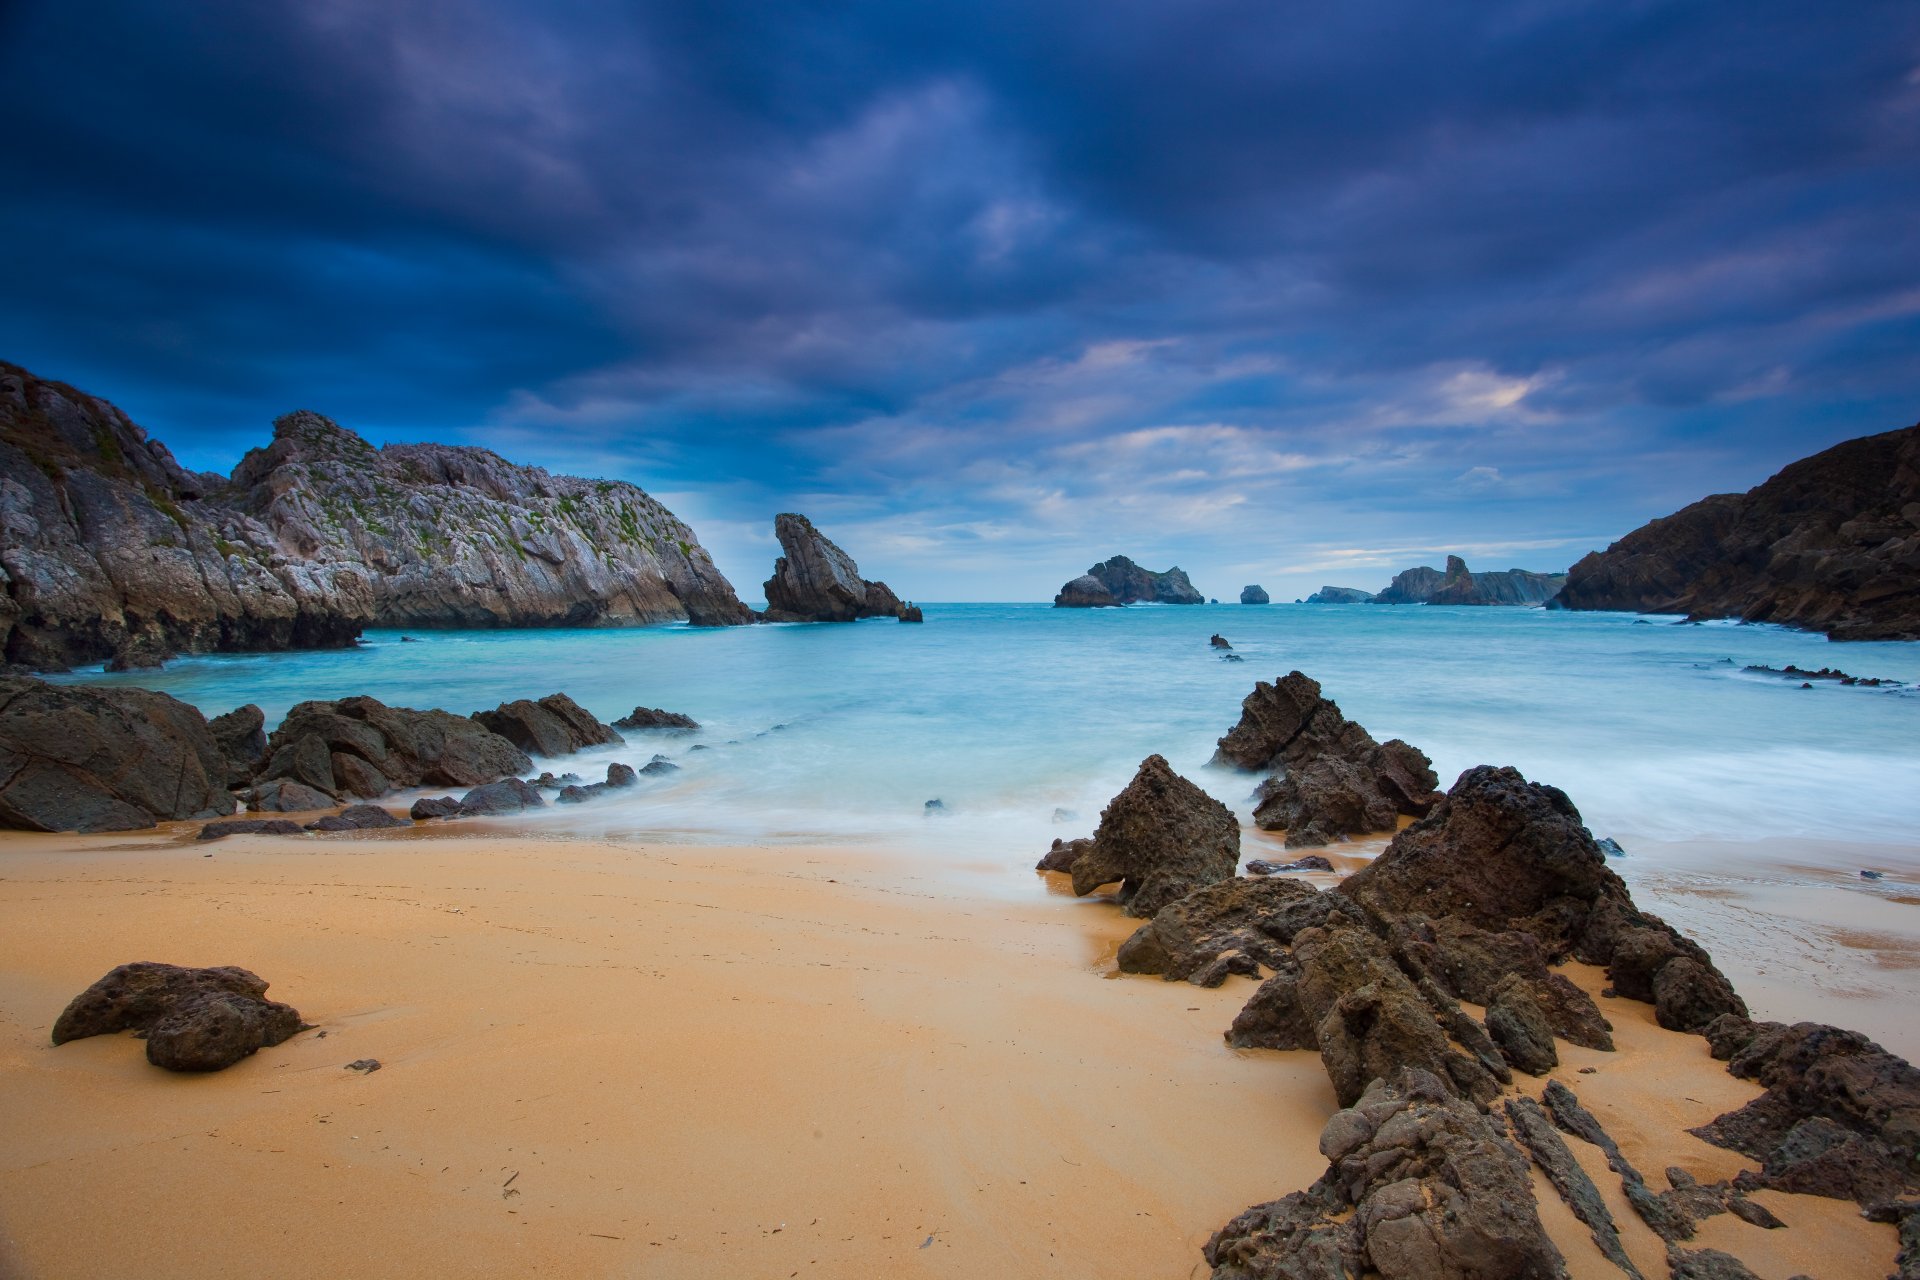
xmin=51 ymin=961 xmax=304 ymax=1072
xmin=1069 ymin=755 xmax=1238 ymax=917
xmin=1116 ymin=876 xmax=1344 ymax=986
xmin=471 ymin=692 xmax=623 ymax=757
xmin=761 ymin=513 xmax=919 ymax=622
xmin=1052 ymin=555 xmax=1203 ymax=607
xmin=258 ymin=695 xmax=531 ymax=803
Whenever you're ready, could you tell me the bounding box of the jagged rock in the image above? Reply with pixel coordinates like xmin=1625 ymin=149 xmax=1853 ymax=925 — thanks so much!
xmin=1225 ymin=962 xmax=1318 ymax=1050
xmin=1247 ymin=855 xmax=1333 ymax=874
xmin=1652 ymin=956 xmax=1747 ymax=1033
xmin=1304 ymin=585 xmax=1375 ymax=604
xmin=305 ymin=804 xmax=408 ymax=832
xmin=553 ymin=762 xmax=643 ymax=805
xmin=105 ymin=633 xmax=172 ymax=671
xmin=1069 ymin=755 xmax=1239 ymax=917
xmin=1485 ymin=977 xmax=1559 ymax=1075
xmin=1666 ymin=1249 xmax=1766 ymax=1280
xmin=1204 ymin=1069 xmax=1567 ymax=1280
xmin=0 ymin=676 xmax=236 ymax=831
xmin=606 ymin=762 xmax=638 ymax=787
xmin=1294 ymin=923 xmax=1503 ymax=1108
xmin=1544 ymin=1080 xmax=1695 ymax=1242
xmin=410 ymin=795 xmax=461 ymax=820
xmin=760 ymin=513 xmax=919 ymax=622
xmin=50 ymin=961 xmax=304 ymax=1072
xmin=471 ymin=692 xmax=623 ymax=757
xmin=1035 ymin=837 xmax=1092 ymax=873
xmin=1505 ymin=1096 xmax=1641 ymax=1279
xmin=1116 ymin=876 xmax=1342 ymax=985
xmin=208 ymin=704 xmax=269 ymax=785
xmin=1864 ymin=1200 xmax=1920 ymax=1280
xmin=259 ymin=695 xmax=532 ymax=801
xmin=1210 ymin=633 xmax=1232 ymax=649
xmin=0 ymin=363 xmax=750 ymax=670
xmin=455 ymin=777 xmax=546 ymax=816
xmin=1052 ymin=555 xmax=1203 ymax=607
xmin=1691 ymin=1019 xmax=1920 ymax=1204
xmin=1240 ymin=585 xmax=1269 ymax=604
xmin=1553 ymin=422 xmax=1920 ymax=641
xmin=530 ymin=771 xmax=584 ymax=789
xmin=613 ymin=706 xmax=699 ymax=731
xmin=197 ymin=818 xmax=305 ymax=841
xmin=639 ymin=756 xmax=678 ymax=775
xmin=241 ymin=779 xmax=336 ymax=812
xmin=1213 ymin=671 xmax=1441 ymax=844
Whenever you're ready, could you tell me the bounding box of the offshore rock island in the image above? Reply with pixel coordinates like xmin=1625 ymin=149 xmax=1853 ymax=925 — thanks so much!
xmin=1054 ymin=555 xmax=1205 ymax=607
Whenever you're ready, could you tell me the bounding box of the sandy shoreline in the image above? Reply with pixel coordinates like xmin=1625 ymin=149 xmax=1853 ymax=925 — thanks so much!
xmin=0 ymin=825 xmax=1908 ymax=1278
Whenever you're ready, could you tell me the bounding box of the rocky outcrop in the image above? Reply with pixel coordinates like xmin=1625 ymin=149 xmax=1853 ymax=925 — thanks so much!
xmin=197 ymin=818 xmax=305 ymax=840
xmin=1068 ymin=755 xmax=1239 ymax=917
xmin=455 ymin=777 xmax=547 ymax=816
xmin=1204 ymin=1068 xmax=1566 ymax=1280
xmin=0 ymin=361 xmax=752 ymax=669
xmin=1304 ymin=585 xmax=1374 ymax=604
xmin=1116 ymin=876 xmax=1348 ymax=986
xmin=471 ymin=693 xmax=623 ymax=757
xmin=1212 ymin=671 xmax=1441 ymax=846
xmin=258 ymin=695 xmax=532 ymax=802
xmin=0 ymin=676 xmax=237 ymax=831
xmin=1552 ymin=422 xmax=1920 ymax=640
xmin=1373 ymin=555 xmax=1564 ymax=606
xmin=761 ymin=513 xmax=919 ymax=622
xmin=1239 ymin=585 xmax=1269 ymax=604
xmin=614 ymin=706 xmax=699 ymax=731
xmin=305 ymin=804 xmax=409 ymax=832
xmin=1692 ymin=1016 xmax=1920 ymax=1204
xmin=51 ymin=962 xmax=305 ymax=1072
xmin=1052 ymin=555 xmax=1203 ymax=607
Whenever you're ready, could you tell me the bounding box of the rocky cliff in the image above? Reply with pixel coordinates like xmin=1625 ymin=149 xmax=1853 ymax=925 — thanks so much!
xmin=761 ymin=513 xmax=920 ymax=622
xmin=0 ymin=361 xmax=752 ymax=668
xmin=1052 ymin=555 xmax=1203 ymax=607
xmin=1552 ymin=422 xmax=1920 ymax=640
xmin=1304 ymin=585 xmax=1374 ymax=604
xmin=1373 ymin=556 xmax=1563 ymax=606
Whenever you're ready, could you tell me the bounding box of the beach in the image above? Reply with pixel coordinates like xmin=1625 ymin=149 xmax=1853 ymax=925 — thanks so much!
xmin=0 ymin=823 xmax=1903 ymax=1279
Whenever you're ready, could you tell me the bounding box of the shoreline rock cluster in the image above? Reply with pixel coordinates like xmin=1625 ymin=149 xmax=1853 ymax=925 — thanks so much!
xmin=1210 ymin=670 xmax=1442 ymax=847
xmin=1308 ymin=555 xmax=1567 ymax=607
xmin=1039 ymin=671 xmax=1918 ymax=1279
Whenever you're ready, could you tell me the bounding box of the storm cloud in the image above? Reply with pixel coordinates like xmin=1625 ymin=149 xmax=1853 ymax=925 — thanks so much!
xmin=3 ymin=0 xmax=1916 ymax=599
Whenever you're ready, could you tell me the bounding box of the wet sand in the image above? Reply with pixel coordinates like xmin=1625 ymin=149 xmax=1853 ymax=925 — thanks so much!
xmin=0 ymin=825 xmax=1906 ymax=1279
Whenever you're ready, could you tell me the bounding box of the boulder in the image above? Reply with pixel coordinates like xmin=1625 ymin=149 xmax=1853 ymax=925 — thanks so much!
xmin=1239 ymin=585 xmax=1269 ymax=604
xmin=50 ymin=961 xmax=304 ymax=1072
xmin=1203 ymin=1069 xmax=1566 ymax=1280
xmin=208 ymin=704 xmax=269 ymax=785
xmin=1052 ymin=555 xmax=1203 ymax=607
xmin=1485 ymin=977 xmax=1559 ymax=1074
xmin=1036 ymin=837 xmax=1093 ymax=873
xmin=1116 ymin=876 xmax=1343 ymax=986
xmin=554 ymin=762 xmax=645 ymax=804
xmin=613 ymin=706 xmax=699 ymax=731
xmin=305 ymin=804 xmax=409 ymax=832
xmin=456 ymin=777 xmax=546 ymax=816
xmin=258 ymin=695 xmax=532 ymax=801
xmin=1247 ymin=855 xmax=1333 ymax=874
xmin=104 ymin=633 xmax=173 ymax=671
xmin=0 ymin=676 xmax=236 ymax=831
xmin=1304 ymin=585 xmax=1375 ymax=604
xmin=471 ymin=692 xmax=623 ymax=757
xmin=241 ymin=779 xmax=336 ymax=812
xmin=197 ymin=818 xmax=305 ymax=841
xmin=760 ymin=513 xmax=919 ymax=622
xmin=1225 ymin=963 xmax=1318 ymax=1050
xmin=1069 ymin=755 xmax=1239 ymax=917
xmin=1210 ymin=633 xmax=1232 ymax=649
xmin=1552 ymin=422 xmax=1920 ymax=641
xmin=410 ymin=795 xmax=460 ymax=820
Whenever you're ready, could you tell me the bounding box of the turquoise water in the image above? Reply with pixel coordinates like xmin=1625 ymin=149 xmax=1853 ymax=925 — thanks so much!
xmin=53 ymin=603 xmax=1920 ymax=856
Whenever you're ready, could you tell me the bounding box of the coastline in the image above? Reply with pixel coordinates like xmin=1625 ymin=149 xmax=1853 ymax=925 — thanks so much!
xmin=1 ymin=823 xmax=1910 ymax=1278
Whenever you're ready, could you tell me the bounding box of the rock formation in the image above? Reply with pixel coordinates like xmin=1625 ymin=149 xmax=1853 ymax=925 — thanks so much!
xmin=0 ymin=360 xmax=752 ymax=669
xmin=51 ymin=962 xmax=305 ymax=1072
xmin=1552 ymin=422 xmax=1920 ymax=640
xmin=1067 ymin=754 xmax=1239 ymax=917
xmin=1211 ymin=671 xmax=1441 ymax=846
xmin=1374 ymin=555 xmax=1565 ymax=605
xmin=257 ymin=695 xmax=532 ymax=803
xmin=614 ymin=706 xmax=699 ymax=731
xmin=471 ymin=692 xmax=623 ymax=757
xmin=760 ymin=513 xmax=920 ymax=622
xmin=1304 ymin=585 xmax=1374 ymax=603
xmin=0 ymin=675 xmax=238 ymax=831
xmin=1239 ymin=585 xmax=1269 ymax=604
xmin=1052 ymin=555 xmax=1203 ymax=607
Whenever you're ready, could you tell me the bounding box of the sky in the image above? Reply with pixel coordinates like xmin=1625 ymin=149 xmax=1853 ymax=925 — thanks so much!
xmin=2 ymin=1 xmax=1917 ymax=603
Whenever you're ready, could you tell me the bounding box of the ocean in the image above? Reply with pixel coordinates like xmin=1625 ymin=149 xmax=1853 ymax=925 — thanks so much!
xmin=53 ymin=602 xmax=1920 ymax=857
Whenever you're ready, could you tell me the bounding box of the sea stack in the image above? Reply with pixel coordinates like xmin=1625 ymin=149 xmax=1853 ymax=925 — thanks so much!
xmin=1305 ymin=586 xmax=1375 ymax=603
xmin=1239 ymin=585 xmax=1269 ymax=604
xmin=1052 ymin=556 xmax=1203 ymax=607
xmin=761 ymin=513 xmax=922 ymax=622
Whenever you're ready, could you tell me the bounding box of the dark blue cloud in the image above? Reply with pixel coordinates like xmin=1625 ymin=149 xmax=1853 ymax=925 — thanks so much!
xmin=1 ymin=0 xmax=1915 ymax=600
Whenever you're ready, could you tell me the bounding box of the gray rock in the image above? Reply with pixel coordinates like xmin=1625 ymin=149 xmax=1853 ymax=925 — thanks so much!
xmin=1505 ymin=1096 xmax=1641 ymax=1279
xmin=471 ymin=692 xmax=622 ymax=757
xmin=305 ymin=804 xmax=409 ymax=832
xmin=197 ymin=818 xmax=306 ymax=841
xmin=1118 ymin=876 xmax=1345 ymax=985
xmin=1240 ymin=585 xmax=1269 ymax=604
xmin=613 ymin=706 xmax=698 ymax=731
xmin=456 ymin=778 xmax=546 ymax=816
xmin=1052 ymin=555 xmax=1202 ymax=607
xmin=409 ymin=795 xmax=460 ymax=820
xmin=243 ymin=778 xmax=336 ymax=813
xmin=761 ymin=513 xmax=919 ymax=622
xmin=259 ymin=695 xmax=533 ymax=801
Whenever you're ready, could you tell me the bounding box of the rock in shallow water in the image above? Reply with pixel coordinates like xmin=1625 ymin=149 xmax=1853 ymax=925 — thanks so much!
xmin=197 ymin=818 xmax=305 ymax=841
xmin=1069 ymin=754 xmax=1239 ymax=918
xmin=51 ymin=962 xmax=305 ymax=1072
xmin=305 ymin=804 xmax=409 ymax=832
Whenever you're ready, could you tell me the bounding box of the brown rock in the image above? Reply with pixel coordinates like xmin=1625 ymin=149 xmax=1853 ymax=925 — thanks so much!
xmin=471 ymin=692 xmax=623 ymax=757
xmin=50 ymin=961 xmax=304 ymax=1072
xmin=1069 ymin=755 xmax=1239 ymax=918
